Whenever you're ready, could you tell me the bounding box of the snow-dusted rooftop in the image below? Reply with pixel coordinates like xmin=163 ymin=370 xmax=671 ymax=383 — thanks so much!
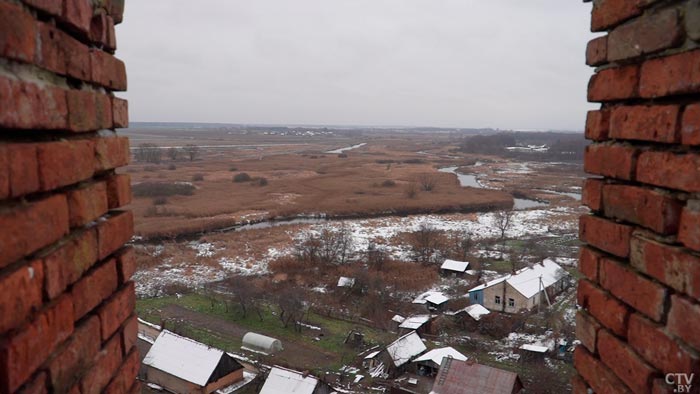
xmin=143 ymin=330 xmax=226 ymax=386
xmin=259 ymin=366 xmax=319 ymax=394
xmin=519 ymin=344 xmax=548 ymax=353
xmin=337 ymin=276 xmax=355 ymax=287
xmin=468 ymin=259 xmax=566 ymax=299
xmin=392 ymin=314 xmax=406 ymax=323
xmin=440 ymin=259 xmax=470 ymax=272
xmin=399 ymin=315 xmax=432 ymax=330
xmin=414 ymin=347 xmax=467 ymax=366
xmin=413 ymin=291 xmax=449 ymax=305
xmin=462 ymin=304 xmax=491 ymax=321
xmin=386 ymin=332 xmax=427 ymax=367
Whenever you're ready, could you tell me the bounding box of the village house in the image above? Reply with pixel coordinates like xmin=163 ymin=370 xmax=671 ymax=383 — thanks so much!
xmin=259 ymin=366 xmax=333 ymax=394
xmin=429 ymin=358 xmax=523 ymax=394
xmin=413 ymin=291 xmax=450 ymax=311
xmin=439 ymin=259 xmax=470 ymax=277
xmin=375 ymin=331 xmax=428 ymax=377
xmin=467 ymin=259 xmax=567 ymax=313
xmin=141 ymin=330 xmax=251 ymax=394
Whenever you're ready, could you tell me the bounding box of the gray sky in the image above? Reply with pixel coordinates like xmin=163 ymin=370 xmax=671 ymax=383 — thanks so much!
xmin=117 ymin=1 xmax=596 ymax=130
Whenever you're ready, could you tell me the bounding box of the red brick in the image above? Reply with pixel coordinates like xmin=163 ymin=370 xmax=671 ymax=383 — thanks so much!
xmin=574 ymin=346 xmax=633 ymax=394
xmin=602 ymin=184 xmax=682 ymax=234
xmin=97 ymin=281 xmax=135 ymax=341
xmin=95 ymin=136 xmax=130 ymax=172
xmin=640 ymin=50 xmax=700 ymax=98
xmin=66 ymin=90 xmax=97 ymax=132
xmin=112 ymin=97 xmax=128 ymax=128
xmin=43 ymin=229 xmax=98 ymax=299
xmin=679 ymin=204 xmax=700 ymax=252
xmin=582 ymin=178 xmax=604 ymax=211
xmin=121 ymin=314 xmax=138 ymax=355
xmin=579 ymin=246 xmax=602 ymax=281
xmin=637 ymin=151 xmax=700 ymax=193
xmin=71 ymin=259 xmax=118 ymax=321
xmin=127 ymin=381 xmax=141 ymax=394
xmin=630 ymin=235 xmax=700 ymax=299
xmin=97 ymin=210 xmax=134 ymax=260
xmin=584 ymin=144 xmax=638 ymax=180
xmin=651 ymin=378 xmax=675 ymax=394
xmin=600 ymin=257 xmax=667 ymax=322
xmin=586 ymin=36 xmax=607 ymax=66
xmin=79 ymin=334 xmax=122 ymax=394
xmin=599 ymin=329 xmax=657 ymax=394
xmin=103 ymin=349 xmax=139 ymax=394
xmin=609 ymin=105 xmax=681 ymax=143
xmin=576 ymin=310 xmax=601 ymax=353
xmin=89 ymin=50 xmax=127 ymax=91
xmin=591 ymin=0 xmax=646 ymax=32
xmin=37 ymin=139 xmax=95 ymax=190
xmin=607 ymin=8 xmax=682 ymax=62
xmin=0 ymin=77 xmax=68 ymax=130
xmin=579 ymin=215 xmax=633 ymax=258
xmin=108 ymin=0 xmax=125 ymax=24
xmin=0 ymin=296 xmax=74 ymax=393
xmin=578 ymin=279 xmax=630 ymax=337
xmin=37 ymin=24 xmax=66 ymax=75
xmin=67 ymin=182 xmax=108 ymax=228
xmin=0 ymin=2 xmax=37 ymax=63
xmin=668 ymin=295 xmax=700 ymax=350
xmin=0 ymin=146 xmax=8 ymax=199
xmin=628 ymin=313 xmax=700 ymax=375
xmin=585 ymin=110 xmax=610 ymax=141
xmin=0 ymin=194 xmax=69 ymax=269
xmin=0 ymin=260 xmax=44 ymax=334
xmin=47 ymin=316 xmax=100 ymax=392
xmin=62 ymin=30 xmax=91 ymax=81
xmin=23 ymin=0 xmax=62 ymax=16
xmin=106 ymin=174 xmax=132 ymax=209
xmin=682 ymin=103 xmax=700 ymax=145
xmin=8 ymin=143 xmax=40 ymax=197
xmin=90 ymin=13 xmax=108 ymax=45
xmin=116 ymin=247 xmax=136 ymax=284
xmin=16 ymin=371 xmax=48 ymax=394
xmin=571 ymin=374 xmax=589 ymax=394
xmin=61 ymin=0 xmax=92 ymax=35
xmin=588 ymin=65 xmax=639 ymax=102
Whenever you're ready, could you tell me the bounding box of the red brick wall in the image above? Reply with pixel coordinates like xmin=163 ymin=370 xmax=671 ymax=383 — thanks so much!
xmin=576 ymin=0 xmax=700 ymax=393
xmin=0 ymin=0 xmax=138 ymax=393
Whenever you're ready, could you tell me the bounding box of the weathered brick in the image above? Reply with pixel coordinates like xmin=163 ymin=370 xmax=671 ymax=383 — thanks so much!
xmin=574 ymin=346 xmax=633 ymax=394
xmin=607 ymin=8 xmax=682 ymax=62
xmin=67 ymin=182 xmax=108 ymax=228
xmin=97 ymin=281 xmax=135 ymax=341
xmin=0 ymin=194 xmax=69 ymax=269
xmin=602 ymin=184 xmax=682 ymax=234
xmin=0 ymin=77 xmax=68 ymax=130
xmin=23 ymin=0 xmax=62 ymax=16
xmin=584 ymin=143 xmax=638 ymax=180
xmin=586 ymin=36 xmax=607 ymax=66
xmin=637 ymin=151 xmax=700 ymax=193
xmin=600 ymin=257 xmax=667 ymax=322
xmin=640 ymin=50 xmax=700 ymax=98
xmin=112 ymin=97 xmax=128 ymax=128
xmin=66 ymin=90 xmax=97 ymax=132
xmin=106 ymin=174 xmax=131 ymax=209
xmin=121 ymin=314 xmax=138 ymax=356
xmin=609 ymin=105 xmax=680 ymax=143
xmin=688 ymin=0 xmax=700 ymax=42
xmin=37 ymin=139 xmax=95 ymax=190
xmin=0 ymin=296 xmax=74 ymax=393
xmin=682 ymin=103 xmax=700 ymax=145
xmin=89 ymin=50 xmax=127 ymax=91
xmin=62 ymin=30 xmax=91 ymax=81
xmin=579 ymin=215 xmax=633 ymax=258
xmin=43 ymin=228 xmax=98 ymax=299
xmin=47 ymin=316 xmax=100 ymax=392
xmin=591 ymin=0 xmax=647 ymax=32
xmin=0 ymin=146 xmax=8 ymax=199
xmin=0 ymin=260 xmax=44 ymax=334
xmin=0 ymin=2 xmax=37 ymax=63
xmin=79 ymin=334 xmax=122 ymax=394
xmin=103 ymin=349 xmax=139 ymax=394
xmin=571 ymin=374 xmax=589 ymax=394
xmin=582 ymin=178 xmax=604 ymax=212
xmin=37 ymin=23 xmax=66 ymax=75
xmin=668 ymin=295 xmax=700 ymax=350
xmin=61 ymin=0 xmax=92 ymax=35
xmin=630 ymin=235 xmax=700 ymax=299
xmin=628 ymin=313 xmax=700 ymax=375
xmin=578 ymin=279 xmax=630 ymax=337
xmin=72 ymin=259 xmax=118 ymax=321
xmin=16 ymin=371 xmax=48 ymax=394
xmin=579 ymin=246 xmax=602 ymax=281
xmin=576 ymin=310 xmax=601 ymax=353
xmin=97 ymin=210 xmax=134 ymax=260
xmin=679 ymin=204 xmax=700 ymax=252
xmin=598 ymin=329 xmax=657 ymax=394
xmin=95 ymin=136 xmax=130 ymax=172
xmin=8 ymin=143 xmax=40 ymax=197
xmin=585 ymin=110 xmax=610 ymax=141
xmin=588 ymin=65 xmax=639 ymax=102
xmin=115 ymin=247 xmax=136 ymax=284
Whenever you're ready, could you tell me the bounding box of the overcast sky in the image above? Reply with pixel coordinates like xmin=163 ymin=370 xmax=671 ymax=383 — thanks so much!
xmin=117 ymin=1 xmax=597 ymax=130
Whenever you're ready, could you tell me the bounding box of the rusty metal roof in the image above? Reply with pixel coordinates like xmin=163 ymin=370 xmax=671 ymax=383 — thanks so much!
xmin=430 ymin=359 xmax=523 ymax=394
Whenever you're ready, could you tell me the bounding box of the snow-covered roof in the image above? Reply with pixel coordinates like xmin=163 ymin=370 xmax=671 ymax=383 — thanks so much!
xmin=441 ymin=259 xmax=470 ymax=272
xmin=519 ymin=344 xmax=548 ymax=353
xmin=392 ymin=315 xmax=406 ymax=323
xmin=413 ymin=291 xmax=449 ymax=305
xmin=414 ymin=347 xmax=467 ymax=366
xmin=142 ymin=330 xmax=225 ymax=386
xmin=462 ymin=304 xmax=490 ymax=321
xmin=399 ymin=315 xmax=432 ymax=330
xmin=386 ymin=332 xmax=427 ymax=367
xmin=259 ymin=366 xmax=319 ymax=394
xmin=337 ymin=277 xmax=355 ymax=287
xmin=364 ymin=350 xmax=381 ymax=360
xmin=468 ymin=259 xmax=566 ymax=299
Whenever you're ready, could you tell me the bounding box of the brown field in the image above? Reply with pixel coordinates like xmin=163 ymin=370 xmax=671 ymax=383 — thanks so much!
xmin=122 ymin=130 xmax=514 ymax=238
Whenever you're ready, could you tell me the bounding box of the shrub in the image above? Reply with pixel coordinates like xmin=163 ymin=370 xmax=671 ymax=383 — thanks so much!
xmin=403 ymin=158 xmax=425 ymax=164
xmin=168 ymin=164 xmax=177 ymax=170
xmin=338 ymin=153 xmax=348 ymax=158
xmin=153 ymin=197 xmax=168 ymax=205
xmin=257 ymin=177 xmax=269 ymax=186
xmin=192 ymin=173 xmax=204 ymax=181
xmin=132 ymin=182 xmax=195 ymax=197
xmin=233 ymin=173 xmax=252 ymax=182
xmin=229 ymin=166 xmax=238 ymax=172
xmin=381 ymin=180 xmax=396 ymax=187
xmin=404 ymin=182 xmax=418 ymax=199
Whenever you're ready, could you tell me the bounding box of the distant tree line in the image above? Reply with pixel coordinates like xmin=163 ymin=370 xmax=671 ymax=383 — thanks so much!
xmin=134 ymin=143 xmax=200 ymax=163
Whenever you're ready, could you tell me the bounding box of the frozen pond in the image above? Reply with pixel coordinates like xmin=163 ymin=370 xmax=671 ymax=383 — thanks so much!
xmin=541 ymin=190 xmax=582 ymax=201
xmin=326 ymin=143 xmax=367 ymax=154
xmin=514 ymin=198 xmax=549 ymax=210
xmin=439 ymin=166 xmax=483 ymax=188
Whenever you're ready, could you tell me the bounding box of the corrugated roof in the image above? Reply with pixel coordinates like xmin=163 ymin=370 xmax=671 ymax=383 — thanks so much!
xmin=259 ymin=366 xmax=319 ymax=394
xmin=386 ymin=332 xmax=427 ymax=367
xmin=468 ymin=259 xmax=566 ymax=299
xmin=440 ymin=259 xmax=470 ymax=272
xmin=414 ymin=347 xmax=467 ymax=366
xmin=430 ymin=359 xmax=522 ymax=394
xmin=399 ymin=315 xmax=432 ymax=330
xmin=142 ymin=330 xmax=224 ymax=386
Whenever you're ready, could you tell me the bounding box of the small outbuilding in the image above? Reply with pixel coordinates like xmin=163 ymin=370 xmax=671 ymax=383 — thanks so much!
xmin=440 ymin=259 xmax=470 ymax=277
xmin=259 ymin=366 xmax=333 ymax=394
xmin=378 ymin=332 xmax=428 ymax=377
xmin=430 ymin=358 xmax=523 ymax=394
xmin=413 ymin=347 xmax=467 ymax=376
xmin=398 ymin=315 xmax=435 ymax=335
xmin=241 ymin=332 xmax=283 ymax=355
xmin=413 ymin=291 xmax=450 ymax=311
xmin=337 ymin=276 xmax=355 ymax=288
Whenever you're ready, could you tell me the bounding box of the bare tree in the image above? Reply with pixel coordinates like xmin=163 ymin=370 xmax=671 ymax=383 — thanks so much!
xmin=493 ymin=210 xmax=513 ymax=260
xmin=299 ymin=225 xmax=354 ymax=265
xmin=166 ymin=147 xmax=180 ymax=161
xmin=275 ymin=287 xmax=306 ymax=331
xmin=134 ymin=143 xmax=162 ymax=163
xmin=409 ymin=223 xmax=444 ymax=264
xmin=222 ymin=276 xmax=263 ymax=320
xmin=366 ymin=242 xmax=387 ymax=270
xmin=416 ymin=173 xmax=437 ymax=192
xmin=183 ymin=144 xmax=200 ymax=161
xmin=404 ymin=181 xmax=418 ymax=198
xmin=294 ymin=232 xmax=322 ymax=263
xmin=336 ymin=224 xmax=354 ymax=265
xmin=450 ymin=229 xmax=473 ymax=261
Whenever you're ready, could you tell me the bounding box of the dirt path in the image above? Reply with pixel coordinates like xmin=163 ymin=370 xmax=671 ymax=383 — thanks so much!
xmin=160 ymin=304 xmax=340 ymax=370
